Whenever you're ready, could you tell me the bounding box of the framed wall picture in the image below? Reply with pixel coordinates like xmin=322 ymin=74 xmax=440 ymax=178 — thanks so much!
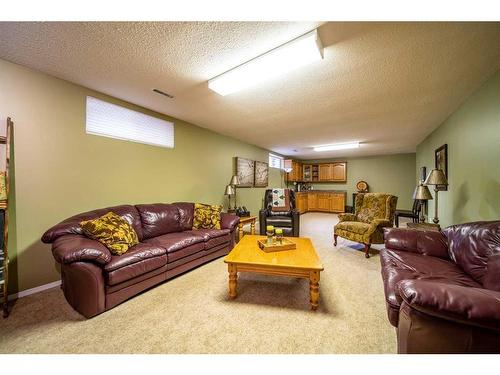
xmin=236 ymin=157 xmax=255 ymax=187
xmin=420 ymin=166 xmax=427 ymax=183
xmin=435 ymin=144 xmax=448 ymax=191
xmin=254 ymin=161 xmax=269 ymax=187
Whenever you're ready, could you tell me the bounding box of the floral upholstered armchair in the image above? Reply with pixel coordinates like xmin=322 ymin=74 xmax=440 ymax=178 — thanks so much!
xmin=334 ymin=193 xmax=398 ymax=258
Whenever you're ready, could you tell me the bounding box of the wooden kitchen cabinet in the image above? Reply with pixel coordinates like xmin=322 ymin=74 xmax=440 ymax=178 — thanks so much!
xmin=297 ymin=191 xmax=346 ymax=214
xmin=296 ymin=192 xmax=308 ymax=214
xmin=330 ymin=193 xmax=346 ymax=212
xmin=288 ymin=160 xmax=347 ymax=182
xmin=317 ymin=193 xmax=332 ymax=211
xmin=286 ymin=160 xmax=303 ymax=182
xmin=307 ymin=192 xmax=318 ymax=210
xmin=319 ymin=164 xmax=333 ymax=181
xmin=332 ymin=162 xmax=347 ymax=181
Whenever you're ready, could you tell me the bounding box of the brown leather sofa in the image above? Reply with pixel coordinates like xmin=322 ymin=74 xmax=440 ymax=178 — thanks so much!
xmin=42 ymin=202 xmax=239 ymax=318
xmin=380 ymin=221 xmax=500 ymax=353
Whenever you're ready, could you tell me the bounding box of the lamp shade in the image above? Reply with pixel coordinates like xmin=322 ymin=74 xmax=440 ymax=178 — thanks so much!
xmin=424 ymin=169 xmax=448 ymax=186
xmin=413 ymin=184 xmax=433 ymax=200
xmin=225 ymin=184 xmax=235 ymax=196
xmin=283 ymin=159 xmax=293 ymax=173
xmin=230 ymin=175 xmax=240 ymax=186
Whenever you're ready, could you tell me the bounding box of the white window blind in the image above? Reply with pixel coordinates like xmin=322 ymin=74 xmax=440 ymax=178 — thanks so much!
xmin=86 ymin=96 xmax=174 ymax=148
xmin=269 ymin=153 xmax=284 ymax=169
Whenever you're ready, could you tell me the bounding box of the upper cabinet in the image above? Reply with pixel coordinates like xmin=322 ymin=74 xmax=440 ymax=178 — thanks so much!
xmin=286 ymin=160 xmax=303 ymax=182
xmin=331 ymin=162 xmax=347 ymax=182
xmin=301 ymin=161 xmax=346 ymax=182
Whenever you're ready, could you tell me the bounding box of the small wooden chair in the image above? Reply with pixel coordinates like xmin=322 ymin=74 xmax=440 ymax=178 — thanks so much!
xmin=394 ymin=199 xmax=422 ymax=227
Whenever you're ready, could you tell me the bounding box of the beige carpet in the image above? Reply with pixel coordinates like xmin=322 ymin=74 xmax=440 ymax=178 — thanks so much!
xmin=0 ymin=213 xmax=401 ymax=353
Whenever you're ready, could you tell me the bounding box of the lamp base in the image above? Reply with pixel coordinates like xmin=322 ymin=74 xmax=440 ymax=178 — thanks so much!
xmin=227 ymin=209 xmax=236 ymax=214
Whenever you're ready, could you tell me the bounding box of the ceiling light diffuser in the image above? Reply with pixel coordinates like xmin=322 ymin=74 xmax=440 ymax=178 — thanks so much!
xmin=208 ymin=29 xmax=324 ymax=96
xmin=313 ymin=142 xmax=360 ymax=152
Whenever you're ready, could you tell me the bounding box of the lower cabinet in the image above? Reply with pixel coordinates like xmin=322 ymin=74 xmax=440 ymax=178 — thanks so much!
xmin=296 ymin=192 xmax=345 ymax=214
xmin=296 ymin=193 xmax=308 ymax=214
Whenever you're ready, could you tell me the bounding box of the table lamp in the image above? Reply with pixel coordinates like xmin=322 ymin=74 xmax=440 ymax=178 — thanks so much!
xmin=225 ymin=184 xmax=235 ymax=212
xmin=229 ymin=175 xmax=240 ymax=211
xmin=412 ymin=183 xmax=433 ymax=222
xmin=424 ymin=169 xmax=448 ymax=224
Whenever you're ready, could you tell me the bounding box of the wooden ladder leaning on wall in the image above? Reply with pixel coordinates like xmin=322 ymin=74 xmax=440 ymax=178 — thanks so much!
xmin=0 ymin=117 xmax=13 ymax=318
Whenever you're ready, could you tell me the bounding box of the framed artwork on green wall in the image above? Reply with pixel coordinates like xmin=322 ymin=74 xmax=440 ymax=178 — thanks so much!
xmin=254 ymin=161 xmax=269 ymax=187
xmin=236 ymin=157 xmax=255 ymax=187
xmin=435 ymin=144 xmax=448 ymax=191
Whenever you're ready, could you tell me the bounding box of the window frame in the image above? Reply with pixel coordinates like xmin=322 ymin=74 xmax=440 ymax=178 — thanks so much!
xmin=269 ymin=153 xmax=284 ymax=170
xmin=85 ymin=96 xmax=174 ymax=149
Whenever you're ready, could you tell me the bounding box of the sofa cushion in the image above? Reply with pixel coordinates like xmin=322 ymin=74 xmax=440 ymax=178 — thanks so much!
xmin=104 ymin=243 xmax=166 ymax=272
xmin=335 ymin=221 xmax=371 ymax=235
xmin=265 ymin=215 xmax=293 ymax=228
xmin=185 ymin=228 xmax=231 ymax=250
xmin=104 ymin=243 xmax=167 ymax=285
xmin=186 ymin=228 xmax=230 ymax=241
xmin=172 ymin=202 xmax=195 ymax=231
xmin=380 ymin=248 xmax=481 ymax=325
xmin=443 ymin=221 xmax=500 ymax=288
xmin=166 ymin=242 xmax=205 ymax=263
xmin=80 ymin=212 xmax=139 ymax=255
xmin=136 ymin=203 xmax=182 ymax=239
xmin=144 ymin=231 xmax=205 ymax=255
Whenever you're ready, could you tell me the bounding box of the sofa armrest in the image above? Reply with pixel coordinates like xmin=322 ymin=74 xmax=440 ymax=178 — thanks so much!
xmin=399 ymin=279 xmax=500 ymax=331
xmin=384 ymin=228 xmax=449 ymax=259
xmin=338 ymin=213 xmax=356 ymax=222
xmin=220 ymin=213 xmax=240 ymax=231
xmin=52 ymin=234 xmax=112 ymax=266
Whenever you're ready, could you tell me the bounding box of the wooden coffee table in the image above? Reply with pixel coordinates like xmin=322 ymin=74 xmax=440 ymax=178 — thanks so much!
xmin=224 ymin=235 xmax=324 ymax=310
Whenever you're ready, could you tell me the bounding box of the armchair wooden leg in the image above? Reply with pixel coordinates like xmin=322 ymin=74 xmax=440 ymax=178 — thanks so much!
xmin=333 ymin=234 xmax=338 ymax=246
xmin=364 ymin=244 xmax=371 ymax=258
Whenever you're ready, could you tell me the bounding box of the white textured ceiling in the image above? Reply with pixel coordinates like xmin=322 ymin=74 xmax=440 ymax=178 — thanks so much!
xmin=1 ymin=21 xmax=500 ymax=158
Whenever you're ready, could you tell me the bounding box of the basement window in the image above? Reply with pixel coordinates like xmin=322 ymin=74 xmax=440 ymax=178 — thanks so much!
xmin=86 ymin=96 xmax=174 ymax=148
xmin=269 ymin=153 xmax=284 ymax=169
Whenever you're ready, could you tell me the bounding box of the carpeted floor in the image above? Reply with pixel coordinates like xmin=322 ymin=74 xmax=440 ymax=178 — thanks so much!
xmin=0 ymin=213 xmax=402 ymax=353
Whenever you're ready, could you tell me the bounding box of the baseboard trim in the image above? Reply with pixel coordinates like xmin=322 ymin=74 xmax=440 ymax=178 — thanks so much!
xmin=8 ymin=280 xmax=61 ymax=301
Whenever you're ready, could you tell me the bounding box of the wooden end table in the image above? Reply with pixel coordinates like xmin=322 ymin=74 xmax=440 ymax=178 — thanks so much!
xmin=236 ymin=215 xmax=257 ymax=242
xmin=224 ymin=235 xmax=324 ymax=310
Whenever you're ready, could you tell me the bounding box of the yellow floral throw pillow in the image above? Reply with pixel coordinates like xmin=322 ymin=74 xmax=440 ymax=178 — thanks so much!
xmin=193 ymin=203 xmax=222 ymax=230
xmin=80 ymin=212 xmax=139 ymax=255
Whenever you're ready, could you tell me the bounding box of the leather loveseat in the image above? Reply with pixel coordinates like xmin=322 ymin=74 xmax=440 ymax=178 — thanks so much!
xmin=42 ymin=202 xmax=239 ymax=318
xmin=380 ymin=221 xmax=500 ymax=353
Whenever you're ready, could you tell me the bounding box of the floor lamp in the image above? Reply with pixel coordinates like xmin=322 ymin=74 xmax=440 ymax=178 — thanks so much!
xmin=424 ymin=169 xmax=448 ymax=224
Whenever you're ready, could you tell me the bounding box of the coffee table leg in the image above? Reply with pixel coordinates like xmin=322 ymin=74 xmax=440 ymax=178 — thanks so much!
xmin=309 ymin=270 xmax=320 ymax=310
xmin=228 ymin=264 xmax=238 ymax=299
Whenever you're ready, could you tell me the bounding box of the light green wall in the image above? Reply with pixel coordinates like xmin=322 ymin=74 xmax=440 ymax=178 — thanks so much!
xmin=0 ymin=59 xmax=284 ymax=293
xmin=302 ymin=153 xmax=416 ymax=210
xmin=416 ymin=70 xmax=500 ymax=228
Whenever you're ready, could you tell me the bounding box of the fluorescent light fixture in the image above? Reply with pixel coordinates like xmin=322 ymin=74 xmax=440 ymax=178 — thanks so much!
xmin=208 ymin=29 xmax=323 ymax=96
xmin=313 ymin=142 xmax=360 ymax=152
